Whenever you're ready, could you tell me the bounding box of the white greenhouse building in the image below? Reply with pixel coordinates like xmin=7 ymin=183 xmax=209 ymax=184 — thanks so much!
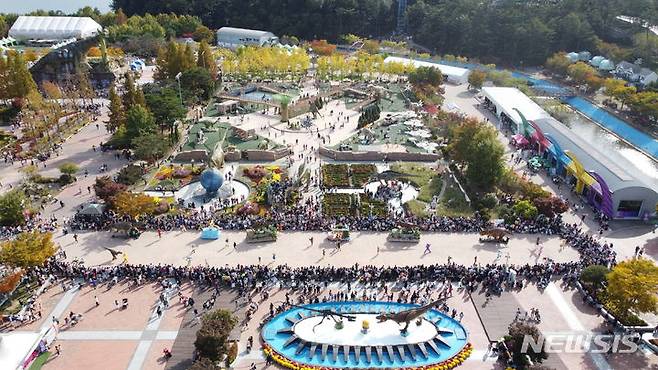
xmin=8 ymin=16 xmax=102 ymax=42
xmin=216 ymin=27 xmax=279 ymax=49
xmin=383 ymin=56 xmax=471 ymax=84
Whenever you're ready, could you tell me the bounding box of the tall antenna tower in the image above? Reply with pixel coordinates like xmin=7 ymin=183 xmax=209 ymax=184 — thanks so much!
xmin=397 ymin=0 xmax=408 ymax=35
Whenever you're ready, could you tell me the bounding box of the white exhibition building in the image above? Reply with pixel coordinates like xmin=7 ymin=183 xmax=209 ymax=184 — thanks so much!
xmin=8 ymin=16 xmax=103 ymax=42
xmin=383 ymin=56 xmax=471 ymax=84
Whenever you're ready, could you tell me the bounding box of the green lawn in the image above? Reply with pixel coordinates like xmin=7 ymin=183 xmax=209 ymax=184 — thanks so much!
xmin=183 ymin=122 xmax=279 ymax=152
xmin=28 ymin=351 xmax=50 ymax=370
xmin=405 ymin=199 xmax=428 ymax=217
xmin=437 ymin=177 xmax=472 ymax=216
xmin=390 ymin=163 xmax=442 ymax=202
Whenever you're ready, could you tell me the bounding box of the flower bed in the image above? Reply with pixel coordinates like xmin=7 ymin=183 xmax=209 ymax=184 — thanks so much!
xmin=262 ymin=343 xmax=473 ymax=370
xmin=322 ymin=193 xmax=356 ymax=217
xmin=350 ymin=164 xmax=377 ymax=186
xmin=322 ymin=164 xmax=350 ymax=188
xmin=358 ymin=193 xmax=388 ymax=217
xmin=149 ymin=164 xmax=203 ymax=191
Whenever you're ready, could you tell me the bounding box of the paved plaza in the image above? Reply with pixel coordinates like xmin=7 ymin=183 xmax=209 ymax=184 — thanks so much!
xmin=2 ymin=77 xmax=657 ymax=370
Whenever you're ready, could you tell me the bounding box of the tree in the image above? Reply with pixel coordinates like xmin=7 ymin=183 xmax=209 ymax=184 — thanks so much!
xmin=465 ymin=128 xmax=505 ymax=191
xmin=604 ymin=78 xmax=637 ymax=110
xmin=195 ymin=309 xmax=237 ymax=362
xmin=501 ymin=321 xmax=548 ymax=370
xmin=112 ymin=192 xmax=157 ymax=218
xmin=310 ymin=40 xmax=336 ymax=56
xmin=408 ymin=66 xmax=444 ymax=87
xmin=133 ymin=133 xmax=169 ymax=163
xmin=188 ymin=358 xmax=217 ymax=370
xmin=197 ymin=40 xmax=217 ymax=78
xmin=627 ymin=91 xmax=658 ymax=123
xmin=42 ymin=81 xmax=63 ymax=100
xmin=513 ymin=200 xmax=539 ymax=220
xmin=115 ymin=8 xmax=128 ymax=25
xmin=0 ymin=190 xmax=27 ymax=226
xmin=567 ymin=62 xmax=598 ymax=85
xmin=0 ymin=271 xmax=23 ymax=294
xmin=450 ymin=119 xmax=504 ymax=191
xmin=606 ymin=258 xmax=658 ymax=321
xmin=180 ymin=67 xmax=215 ymax=102
xmin=107 ymin=84 xmax=125 ymax=132
xmin=144 ymin=86 xmax=186 ymax=137
xmin=94 ymin=176 xmax=127 ymax=202
xmin=58 ymin=162 xmax=79 ymax=184
xmin=4 ymin=51 xmax=37 ymax=99
xmin=533 ymin=196 xmax=568 ymax=217
xmin=545 ymin=52 xmax=572 ymax=76
xmin=125 ymin=105 xmax=157 ymax=143
xmin=193 ymin=25 xmax=214 ymax=43
xmin=580 ymin=265 xmax=610 ymax=292
xmin=467 ymin=70 xmax=486 ymax=90
xmin=58 ymin=162 xmax=79 ymax=176
xmin=0 ymin=231 xmax=56 ymax=268
xmin=116 ymin=164 xmax=144 ymax=185
xmin=155 ymin=40 xmax=196 ymax=80
xmin=362 ymin=39 xmax=380 ymax=54
xmin=122 ymin=72 xmax=145 ymax=108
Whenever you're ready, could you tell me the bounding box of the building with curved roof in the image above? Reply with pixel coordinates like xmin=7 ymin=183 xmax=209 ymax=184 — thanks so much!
xmin=482 ymin=86 xmax=657 ymax=219
xmin=9 ymin=16 xmax=102 ymax=41
xmin=216 ymin=27 xmax=278 ymax=49
xmin=383 ymin=56 xmax=470 ymax=84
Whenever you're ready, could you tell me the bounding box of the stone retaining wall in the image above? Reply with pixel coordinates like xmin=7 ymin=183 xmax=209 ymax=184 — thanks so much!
xmin=243 ymin=148 xmax=290 ymax=161
xmin=319 ymin=146 xmax=439 ymax=162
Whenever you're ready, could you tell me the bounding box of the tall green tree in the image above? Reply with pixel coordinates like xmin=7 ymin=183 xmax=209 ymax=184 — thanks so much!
xmin=122 ymin=72 xmax=144 ymax=108
xmin=0 ymin=190 xmax=27 ymax=226
xmin=144 ymin=86 xmax=186 ymax=137
xmin=197 ymin=40 xmax=217 ymax=78
xmin=125 ymin=105 xmax=157 ymax=142
xmin=107 ymin=84 xmax=125 ymax=132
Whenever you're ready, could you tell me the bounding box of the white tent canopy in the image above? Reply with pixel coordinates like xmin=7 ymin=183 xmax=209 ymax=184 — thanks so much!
xmin=9 ymin=16 xmax=102 ymax=41
xmin=481 ymin=87 xmax=551 ymax=131
xmin=383 ymin=56 xmax=471 ymax=84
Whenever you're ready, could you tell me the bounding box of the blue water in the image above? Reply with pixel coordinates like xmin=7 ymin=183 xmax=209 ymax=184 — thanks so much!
xmin=243 ymin=91 xmax=276 ymax=102
xmin=262 ymin=301 xmax=468 ymax=369
xmin=564 ymin=96 xmax=658 ymax=158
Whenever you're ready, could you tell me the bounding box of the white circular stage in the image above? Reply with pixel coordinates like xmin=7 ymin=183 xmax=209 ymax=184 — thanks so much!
xmin=294 ymin=313 xmax=438 ymax=346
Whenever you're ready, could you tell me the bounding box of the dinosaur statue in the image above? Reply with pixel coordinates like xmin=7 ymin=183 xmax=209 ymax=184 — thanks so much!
xmin=376 ymin=295 xmax=450 ymax=334
xmin=288 ymin=303 xmax=356 ymax=332
xmin=479 ymin=228 xmax=511 ymax=243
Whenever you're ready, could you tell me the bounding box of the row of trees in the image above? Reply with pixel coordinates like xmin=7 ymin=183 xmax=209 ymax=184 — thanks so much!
xmin=220 ymin=46 xmax=310 ymax=81
xmin=316 ymin=52 xmax=412 ymax=81
xmin=407 ymin=0 xmax=652 ymax=66
xmin=154 ymin=40 xmax=216 ymax=102
xmin=113 ymin=0 xmax=396 ymax=42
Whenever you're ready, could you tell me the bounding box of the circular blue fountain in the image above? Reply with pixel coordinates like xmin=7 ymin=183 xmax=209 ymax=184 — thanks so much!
xmin=261 ymin=301 xmax=469 ymax=369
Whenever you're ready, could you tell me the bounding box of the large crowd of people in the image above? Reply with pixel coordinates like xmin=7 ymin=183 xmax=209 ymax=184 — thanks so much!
xmin=47 ymin=215 xmax=613 ymax=293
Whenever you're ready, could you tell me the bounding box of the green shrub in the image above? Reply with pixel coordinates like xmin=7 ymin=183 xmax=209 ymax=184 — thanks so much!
xmin=116 ymin=165 xmax=143 ymax=185
xmin=512 ymin=200 xmax=538 ymax=220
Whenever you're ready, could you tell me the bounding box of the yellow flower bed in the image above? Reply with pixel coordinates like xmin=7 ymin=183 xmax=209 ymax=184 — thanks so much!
xmin=263 ymin=342 xmax=473 ymax=370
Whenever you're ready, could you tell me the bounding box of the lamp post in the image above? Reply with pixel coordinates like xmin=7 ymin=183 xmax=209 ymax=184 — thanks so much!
xmin=175 ymin=72 xmax=183 ymax=106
